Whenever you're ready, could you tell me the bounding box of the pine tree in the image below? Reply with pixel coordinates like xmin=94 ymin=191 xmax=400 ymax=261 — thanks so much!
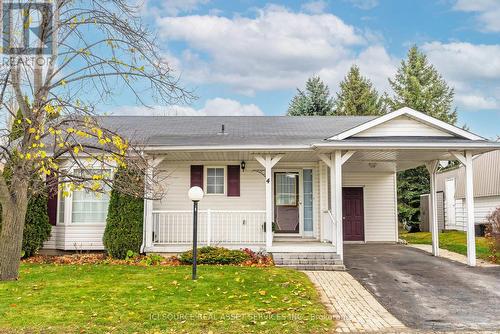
xmin=389 ymin=46 xmax=457 ymax=123
xmin=287 ymin=76 xmax=335 ymax=116
xmin=389 ymin=46 xmax=457 ymax=226
xmin=335 ymin=65 xmax=387 ymax=116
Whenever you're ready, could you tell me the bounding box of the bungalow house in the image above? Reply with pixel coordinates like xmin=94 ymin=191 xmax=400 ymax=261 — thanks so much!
xmin=43 ymin=107 xmax=500 ymax=267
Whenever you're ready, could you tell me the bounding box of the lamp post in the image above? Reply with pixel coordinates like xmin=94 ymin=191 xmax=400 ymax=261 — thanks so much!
xmin=188 ymin=186 xmax=204 ymax=280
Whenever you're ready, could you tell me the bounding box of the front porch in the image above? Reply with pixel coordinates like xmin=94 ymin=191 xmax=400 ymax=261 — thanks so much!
xmin=140 ymin=149 xmax=398 ymax=262
xmin=140 ymin=143 xmax=490 ymax=267
xmin=146 ymin=209 xmax=337 ymax=253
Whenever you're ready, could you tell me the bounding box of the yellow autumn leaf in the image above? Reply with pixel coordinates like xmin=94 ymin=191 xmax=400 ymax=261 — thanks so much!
xmin=258 ymin=290 xmax=267 ymax=296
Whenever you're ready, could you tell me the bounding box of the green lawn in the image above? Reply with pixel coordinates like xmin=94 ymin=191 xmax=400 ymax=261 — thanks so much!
xmin=400 ymin=230 xmax=498 ymax=263
xmin=0 ymin=264 xmax=333 ymax=334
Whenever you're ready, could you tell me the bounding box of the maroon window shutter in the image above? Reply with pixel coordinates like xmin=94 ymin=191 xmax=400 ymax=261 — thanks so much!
xmin=227 ymin=165 xmax=240 ymax=197
xmin=190 ymin=165 xmax=204 ymax=189
xmin=46 ymin=174 xmax=58 ymax=226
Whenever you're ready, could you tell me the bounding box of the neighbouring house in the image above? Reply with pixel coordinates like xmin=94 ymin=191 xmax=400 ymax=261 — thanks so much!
xmin=42 ymin=107 xmax=500 ymax=267
xmin=421 ymin=150 xmax=500 ymax=233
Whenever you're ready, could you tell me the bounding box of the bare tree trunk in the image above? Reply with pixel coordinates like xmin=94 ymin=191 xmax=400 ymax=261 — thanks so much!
xmin=0 ymin=183 xmax=29 ymax=281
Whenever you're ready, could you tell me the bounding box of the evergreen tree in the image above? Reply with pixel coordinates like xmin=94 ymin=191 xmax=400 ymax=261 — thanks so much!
xmin=287 ymin=76 xmax=335 ymax=116
xmin=103 ymin=168 xmax=144 ymax=259
xmin=389 ymin=46 xmax=457 ymax=123
xmin=389 ymin=46 xmax=457 ymax=226
xmin=335 ymin=65 xmax=387 ymax=116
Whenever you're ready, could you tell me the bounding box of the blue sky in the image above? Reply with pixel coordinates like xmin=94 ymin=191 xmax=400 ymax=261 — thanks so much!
xmin=114 ymin=0 xmax=500 ymax=138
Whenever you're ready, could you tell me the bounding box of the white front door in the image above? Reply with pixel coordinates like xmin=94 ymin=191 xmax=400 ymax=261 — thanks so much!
xmin=445 ymin=178 xmax=456 ymax=228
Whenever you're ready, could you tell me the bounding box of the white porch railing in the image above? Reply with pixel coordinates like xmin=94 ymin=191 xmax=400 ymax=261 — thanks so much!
xmin=152 ymin=210 xmax=266 ymax=245
xmin=322 ymin=209 xmax=336 ymax=244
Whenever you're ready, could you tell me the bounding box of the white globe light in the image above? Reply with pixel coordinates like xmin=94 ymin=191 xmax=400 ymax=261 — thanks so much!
xmin=188 ymin=186 xmax=204 ymax=202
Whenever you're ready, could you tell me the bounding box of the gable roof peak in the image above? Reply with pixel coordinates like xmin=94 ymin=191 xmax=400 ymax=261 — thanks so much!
xmin=327 ymin=107 xmax=485 ymax=141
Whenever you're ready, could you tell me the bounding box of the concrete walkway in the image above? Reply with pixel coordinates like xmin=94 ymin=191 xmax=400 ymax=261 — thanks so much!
xmin=305 ymin=271 xmax=406 ymax=333
xmin=407 ymin=244 xmax=499 ymax=268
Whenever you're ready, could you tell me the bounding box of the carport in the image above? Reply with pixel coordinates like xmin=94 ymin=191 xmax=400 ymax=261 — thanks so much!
xmin=314 ymin=108 xmax=500 ymax=266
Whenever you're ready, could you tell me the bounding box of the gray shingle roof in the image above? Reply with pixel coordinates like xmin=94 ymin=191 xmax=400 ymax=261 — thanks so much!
xmin=97 ymin=116 xmax=377 ymax=147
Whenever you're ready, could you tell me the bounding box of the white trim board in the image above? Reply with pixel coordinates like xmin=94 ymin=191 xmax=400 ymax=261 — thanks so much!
xmin=327 ymin=107 xmax=485 ymax=141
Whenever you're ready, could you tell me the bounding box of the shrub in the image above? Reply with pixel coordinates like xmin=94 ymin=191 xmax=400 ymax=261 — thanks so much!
xmin=486 ymin=207 xmax=500 ymax=263
xmin=241 ymin=248 xmax=274 ymax=266
xmin=179 ymin=246 xmax=251 ymax=265
xmin=103 ymin=168 xmax=144 ymax=259
xmin=141 ymin=253 xmax=165 ymax=266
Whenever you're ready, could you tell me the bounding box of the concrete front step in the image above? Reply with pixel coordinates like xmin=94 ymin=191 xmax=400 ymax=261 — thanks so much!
xmin=272 ymin=252 xmax=342 ymax=260
xmin=271 ymin=252 xmax=344 ymax=270
xmin=275 ymin=259 xmax=344 ymax=265
xmin=277 ymin=264 xmax=346 ymax=271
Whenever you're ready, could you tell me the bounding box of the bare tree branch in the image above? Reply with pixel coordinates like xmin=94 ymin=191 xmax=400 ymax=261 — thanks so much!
xmin=0 ymin=0 xmax=189 ymax=280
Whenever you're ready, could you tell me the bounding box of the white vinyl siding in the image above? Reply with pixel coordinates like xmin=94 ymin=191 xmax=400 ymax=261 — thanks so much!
xmin=43 ymin=171 xmax=110 ymax=251
xmin=444 ymin=195 xmax=500 ymax=231
xmin=343 ymin=172 xmax=397 ymax=242
xmin=353 ymin=116 xmax=454 ymax=137
xmin=155 ymin=161 xmax=266 ymax=211
xmin=43 ymin=225 xmax=106 ymax=250
xmin=44 ymin=160 xmax=397 ymax=250
xmin=154 ymin=161 xmax=321 ymax=239
xmin=318 ymin=163 xmax=397 ymax=243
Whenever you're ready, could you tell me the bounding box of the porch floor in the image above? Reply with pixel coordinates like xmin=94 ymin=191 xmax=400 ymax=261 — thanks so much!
xmin=146 ymin=240 xmax=336 ymax=254
xmin=268 ymin=241 xmax=336 ymax=253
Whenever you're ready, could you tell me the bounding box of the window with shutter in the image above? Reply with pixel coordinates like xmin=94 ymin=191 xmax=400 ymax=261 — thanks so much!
xmin=227 ymin=165 xmax=240 ymax=197
xmin=190 ymin=165 xmax=204 ymax=189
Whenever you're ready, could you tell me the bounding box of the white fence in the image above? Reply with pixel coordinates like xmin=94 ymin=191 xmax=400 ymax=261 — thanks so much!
xmin=152 ymin=210 xmax=266 ymax=245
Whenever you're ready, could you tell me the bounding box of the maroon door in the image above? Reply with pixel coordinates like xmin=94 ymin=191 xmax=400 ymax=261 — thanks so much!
xmin=342 ymin=187 xmax=364 ymax=241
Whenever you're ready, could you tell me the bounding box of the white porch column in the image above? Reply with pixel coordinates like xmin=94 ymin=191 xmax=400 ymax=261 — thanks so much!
xmin=141 ymin=156 xmax=165 ymax=253
xmin=452 ymin=151 xmax=476 ymax=266
xmin=464 ymin=151 xmax=476 ymax=266
xmin=255 ymin=154 xmax=283 ymax=248
xmin=142 ymin=164 xmax=154 ymax=252
xmin=319 ymin=151 xmax=355 ymax=260
xmin=426 ymin=160 xmax=440 ymax=256
xmin=332 ymin=151 xmax=343 ymax=259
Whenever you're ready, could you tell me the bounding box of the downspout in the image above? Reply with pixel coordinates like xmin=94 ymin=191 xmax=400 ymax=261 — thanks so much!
xmin=140 ymin=151 xmax=147 ymax=253
xmin=140 ymin=203 xmax=147 ymax=253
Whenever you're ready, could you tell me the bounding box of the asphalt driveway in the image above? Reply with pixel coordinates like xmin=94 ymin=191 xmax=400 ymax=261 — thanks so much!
xmin=344 ymin=244 xmax=500 ymax=331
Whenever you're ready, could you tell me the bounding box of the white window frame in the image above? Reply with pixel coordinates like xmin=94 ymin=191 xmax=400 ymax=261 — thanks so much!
xmin=70 ymin=168 xmax=112 ymax=225
xmin=56 ymin=159 xmax=116 ymax=226
xmin=204 ymin=166 xmax=227 ymax=196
